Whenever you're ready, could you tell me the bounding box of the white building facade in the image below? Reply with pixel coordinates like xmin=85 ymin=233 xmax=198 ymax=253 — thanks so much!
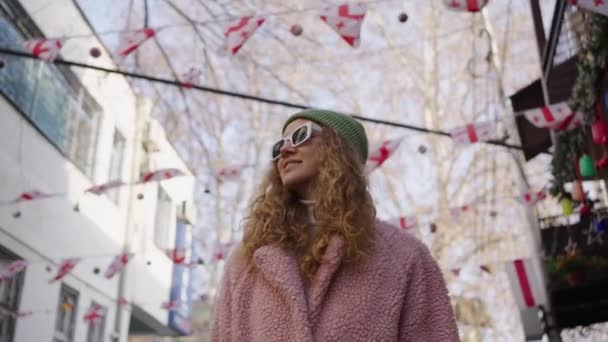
xmin=0 ymin=1 xmax=196 ymax=341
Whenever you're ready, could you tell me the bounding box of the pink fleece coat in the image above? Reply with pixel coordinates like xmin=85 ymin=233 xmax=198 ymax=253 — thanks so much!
xmin=211 ymin=220 xmax=459 ymax=341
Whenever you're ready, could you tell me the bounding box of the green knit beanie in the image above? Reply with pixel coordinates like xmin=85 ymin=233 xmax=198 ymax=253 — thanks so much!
xmin=282 ymin=109 xmax=368 ymax=164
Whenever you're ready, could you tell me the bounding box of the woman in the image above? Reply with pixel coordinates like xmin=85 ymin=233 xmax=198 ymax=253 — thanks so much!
xmin=211 ymin=109 xmax=459 ymax=341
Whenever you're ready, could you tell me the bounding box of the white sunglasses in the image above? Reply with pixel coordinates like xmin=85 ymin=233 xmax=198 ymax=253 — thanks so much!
xmin=272 ymin=122 xmax=322 ymax=161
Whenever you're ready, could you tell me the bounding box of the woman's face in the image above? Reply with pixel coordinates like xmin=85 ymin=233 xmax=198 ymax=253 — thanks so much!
xmin=276 ymin=119 xmax=322 ymax=199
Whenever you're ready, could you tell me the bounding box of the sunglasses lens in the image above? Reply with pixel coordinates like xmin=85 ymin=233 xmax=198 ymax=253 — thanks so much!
xmin=291 ymin=125 xmax=309 ymax=146
xmin=272 ymin=140 xmax=284 ymax=160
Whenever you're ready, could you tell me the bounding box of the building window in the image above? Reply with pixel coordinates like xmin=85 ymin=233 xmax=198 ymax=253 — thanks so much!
xmin=155 ymin=187 xmax=176 ymax=250
xmin=0 ymin=2 xmax=102 ymax=179
xmin=0 ymin=254 xmax=25 ymax=342
xmin=108 ymin=129 xmax=126 ymax=204
xmin=54 ymin=284 xmax=78 ymax=342
xmin=85 ymin=302 xmax=106 ymax=342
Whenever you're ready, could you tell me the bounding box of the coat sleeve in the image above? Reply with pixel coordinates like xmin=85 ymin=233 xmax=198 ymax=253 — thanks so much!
xmin=210 ymin=247 xmax=241 ymax=342
xmin=398 ymin=243 xmax=460 ymax=341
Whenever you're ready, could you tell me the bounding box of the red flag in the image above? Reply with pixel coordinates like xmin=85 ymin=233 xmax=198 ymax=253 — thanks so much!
xmin=450 ymin=122 xmax=495 ymax=145
xmin=320 ymin=3 xmax=367 ymax=47
xmin=117 ymin=297 xmax=129 ymax=306
xmin=0 ymin=260 xmax=28 ymax=281
xmin=116 ymin=28 xmax=155 ymax=58
xmin=523 ymin=102 xmax=576 ymax=129
xmin=449 ymin=204 xmax=471 ymax=218
xmin=50 ymin=258 xmax=79 ymax=282
xmin=10 ymin=310 xmax=33 ymax=319
xmin=104 ymin=253 xmax=132 ymax=279
xmin=13 ymin=190 xmax=57 ymax=203
xmin=365 ymin=137 xmax=403 ymax=174
xmin=223 ymin=16 xmax=265 ymax=55
xmin=140 ymin=168 xmax=184 ymax=183
xmin=444 ymin=0 xmax=489 ymax=12
xmin=395 ymin=216 xmax=418 ymax=231
xmin=217 ymin=164 xmax=247 ymax=181
xmin=180 ymin=67 xmax=202 ymax=88
xmin=83 ymin=304 xmax=105 ymax=324
xmin=161 ymin=300 xmax=181 ymax=311
xmin=23 ymin=39 xmax=63 ymax=62
xmin=166 ymin=248 xmax=187 ymax=264
xmin=517 ymin=189 xmax=547 ymax=205
xmin=569 ymin=0 xmax=608 ymax=16
xmin=85 ymin=180 xmax=126 ymax=195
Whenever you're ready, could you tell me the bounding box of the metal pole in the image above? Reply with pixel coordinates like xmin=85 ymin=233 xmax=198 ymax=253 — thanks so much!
xmin=480 ymin=9 xmax=563 ymax=342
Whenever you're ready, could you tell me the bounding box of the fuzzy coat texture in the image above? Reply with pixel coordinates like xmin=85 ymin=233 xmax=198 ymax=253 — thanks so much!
xmin=211 ymin=220 xmax=459 ymax=341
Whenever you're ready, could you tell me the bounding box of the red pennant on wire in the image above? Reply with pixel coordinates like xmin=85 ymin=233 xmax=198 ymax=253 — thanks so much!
xmin=0 ymin=260 xmax=28 ymax=281
xmin=450 ymin=122 xmax=495 ymax=145
xmin=85 ymin=180 xmax=126 ymax=195
xmin=180 ymin=67 xmax=202 ymax=88
xmin=517 ymin=189 xmax=547 ymax=205
xmin=50 ymin=258 xmax=79 ymax=283
xmin=104 ymin=253 xmax=132 ymax=279
xmin=116 ymin=28 xmax=155 ymax=58
xmin=223 ymin=16 xmax=265 ymax=55
xmin=140 ymin=168 xmax=185 ymax=183
xmin=166 ymin=248 xmax=187 ymax=264
xmin=444 ymin=0 xmax=489 ymax=12
xmin=161 ymin=300 xmax=181 ymax=311
xmin=23 ymin=38 xmax=63 ymax=62
xmin=523 ymin=102 xmax=577 ymax=129
xmin=569 ymin=0 xmax=608 ymax=16
xmin=83 ymin=304 xmax=105 ymax=324
xmin=12 ymin=190 xmax=58 ymax=203
xmin=365 ymin=137 xmax=403 ymax=174
xmin=217 ymin=164 xmax=248 ymax=181
xmin=319 ymin=3 xmax=367 ymax=48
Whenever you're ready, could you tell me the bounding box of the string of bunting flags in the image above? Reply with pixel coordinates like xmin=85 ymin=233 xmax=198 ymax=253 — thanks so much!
xmin=0 ymin=168 xmax=186 ymax=207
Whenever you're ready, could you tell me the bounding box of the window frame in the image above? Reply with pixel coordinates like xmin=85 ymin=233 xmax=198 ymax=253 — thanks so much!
xmin=53 ymin=284 xmax=78 ymax=342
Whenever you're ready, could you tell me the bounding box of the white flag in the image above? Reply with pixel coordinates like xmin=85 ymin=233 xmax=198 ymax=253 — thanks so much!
xmin=569 ymin=0 xmax=608 ymax=16
xmin=223 ymin=17 xmax=265 ymax=55
xmin=450 ymin=121 xmax=495 ymax=145
xmin=365 ymin=137 xmax=403 ymax=174
xmin=116 ymin=28 xmax=155 ymax=57
xmin=23 ymin=39 xmax=63 ymax=62
xmin=320 ymin=3 xmax=367 ymax=48
xmin=523 ymin=102 xmax=574 ymax=129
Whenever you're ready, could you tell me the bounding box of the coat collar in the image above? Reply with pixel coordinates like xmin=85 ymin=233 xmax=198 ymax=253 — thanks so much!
xmin=253 ymin=235 xmax=346 ymax=327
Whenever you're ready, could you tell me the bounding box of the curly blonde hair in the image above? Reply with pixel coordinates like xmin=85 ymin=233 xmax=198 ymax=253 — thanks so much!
xmin=242 ymin=126 xmax=376 ymax=280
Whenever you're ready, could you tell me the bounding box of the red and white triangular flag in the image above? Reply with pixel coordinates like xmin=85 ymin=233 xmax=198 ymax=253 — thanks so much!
xmin=320 ymin=3 xmax=367 ymax=48
xmin=161 ymin=300 xmax=181 ymax=311
xmin=180 ymin=67 xmax=202 ymax=88
xmin=365 ymin=137 xmax=403 ymax=174
xmin=10 ymin=310 xmax=33 ymax=319
xmin=23 ymin=39 xmax=63 ymax=62
xmin=116 ymin=28 xmax=155 ymax=58
xmin=104 ymin=253 xmax=132 ymax=279
xmin=50 ymin=258 xmax=80 ymax=282
xmin=223 ymin=16 xmax=265 ymax=55
xmin=393 ymin=216 xmax=418 ymax=231
xmin=12 ymin=190 xmax=58 ymax=203
xmin=0 ymin=260 xmax=28 ymax=281
xmin=554 ymin=112 xmax=583 ymax=132
xmin=449 ymin=204 xmax=472 ymax=218
xmin=217 ymin=164 xmax=248 ymax=181
xmin=443 ymin=0 xmax=489 ymax=12
xmin=523 ymin=102 xmax=575 ymax=129
xmin=569 ymin=0 xmax=608 ymax=16
xmin=140 ymin=168 xmax=185 ymax=183
xmin=166 ymin=248 xmax=187 ymax=264
xmin=83 ymin=304 xmax=105 ymax=324
xmin=505 ymin=258 xmax=547 ymax=309
xmin=450 ymin=121 xmax=495 ymax=145
xmin=85 ymin=180 xmax=126 ymax=195
xmin=517 ymin=189 xmax=547 ymax=205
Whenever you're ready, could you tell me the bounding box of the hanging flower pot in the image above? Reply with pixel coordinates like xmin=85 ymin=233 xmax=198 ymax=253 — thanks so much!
xmin=592 ymin=119 xmax=608 ymax=145
xmin=579 ymin=154 xmax=596 ymax=178
xmin=572 ymin=181 xmax=585 ymax=201
xmin=561 ymin=197 xmax=574 ymax=216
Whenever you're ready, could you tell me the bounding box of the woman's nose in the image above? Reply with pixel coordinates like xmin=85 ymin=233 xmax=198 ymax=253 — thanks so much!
xmin=279 ymin=139 xmax=295 ymax=157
